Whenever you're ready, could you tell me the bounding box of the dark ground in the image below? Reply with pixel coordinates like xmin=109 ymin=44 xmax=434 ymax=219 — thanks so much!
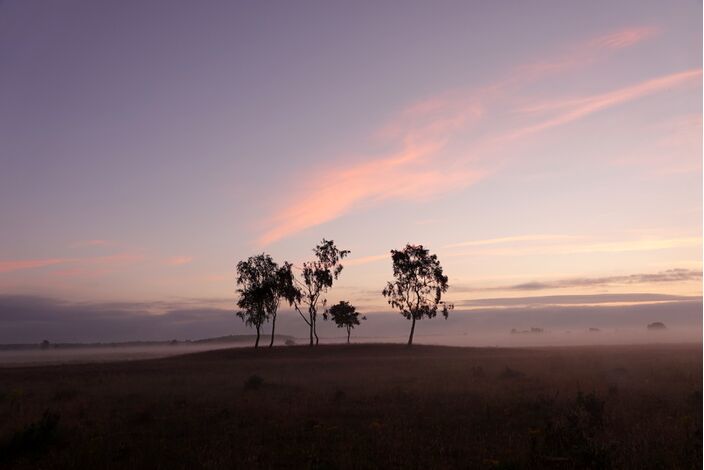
xmin=0 ymin=343 xmax=701 ymax=469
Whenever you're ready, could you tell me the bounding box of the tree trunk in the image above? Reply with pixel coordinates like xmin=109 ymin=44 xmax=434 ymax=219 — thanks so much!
xmin=310 ymin=310 xmax=319 ymax=345
xmin=269 ymin=313 xmax=277 ymax=348
xmin=255 ymin=325 xmax=261 ymax=348
xmin=347 ymin=327 xmax=351 ymax=344
xmin=407 ymin=317 xmax=416 ymax=346
xmin=309 ymin=315 xmax=314 ymax=346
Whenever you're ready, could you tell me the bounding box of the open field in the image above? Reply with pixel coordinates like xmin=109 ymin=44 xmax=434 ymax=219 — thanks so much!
xmin=0 ymin=343 xmax=701 ymax=469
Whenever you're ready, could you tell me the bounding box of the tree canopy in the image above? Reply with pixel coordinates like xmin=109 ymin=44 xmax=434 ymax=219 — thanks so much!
xmin=325 ymin=301 xmax=365 ymax=343
xmin=236 ymin=253 xmax=298 ymax=348
xmin=293 ymin=239 xmax=350 ymax=346
xmin=382 ymin=244 xmax=453 ymax=345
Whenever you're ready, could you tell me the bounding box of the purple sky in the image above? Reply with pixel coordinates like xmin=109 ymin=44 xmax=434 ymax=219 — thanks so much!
xmin=0 ymin=1 xmax=701 ymax=341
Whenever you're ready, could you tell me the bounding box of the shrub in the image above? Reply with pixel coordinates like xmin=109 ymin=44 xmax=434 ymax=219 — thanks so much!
xmin=244 ymin=375 xmax=264 ymax=390
xmin=0 ymin=411 xmax=60 ymax=462
xmin=499 ymin=367 xmax=524 ymax=379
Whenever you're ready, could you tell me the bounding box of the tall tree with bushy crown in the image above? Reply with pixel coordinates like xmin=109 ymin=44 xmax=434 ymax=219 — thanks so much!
xmin=236 ymin=253 xmax=298 ymax=348
xmin=382 ymin=244 xmax=453 ymax=345
xmin=292 ymin=239 xmax=349 ymax=346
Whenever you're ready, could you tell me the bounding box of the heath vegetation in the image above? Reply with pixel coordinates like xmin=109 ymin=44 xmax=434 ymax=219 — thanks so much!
xmin=0 ymin=343 xmax=700 ymax=469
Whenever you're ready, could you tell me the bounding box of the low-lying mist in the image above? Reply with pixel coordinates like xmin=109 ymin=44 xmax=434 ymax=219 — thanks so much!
xmin=1 ymin=295 xmax=700 ymax=365
xmin=0 ymin=343 xmax=237 ymax=366
xmin=2 ymin=326 xmax=699 ymax=367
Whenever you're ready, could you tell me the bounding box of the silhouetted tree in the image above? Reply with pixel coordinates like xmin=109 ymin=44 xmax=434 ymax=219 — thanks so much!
xmin=325 ymin=301 xmax=365 ymax=343
xmin=236 ymin=254 xmax=280 ymax=348
xmin=292 ymin=239 xmax=349 ymax=346
xmin=266 ymin=262 xmax=300 ymax=347
xmin=382 ymin=244 xmax=453 ymax=345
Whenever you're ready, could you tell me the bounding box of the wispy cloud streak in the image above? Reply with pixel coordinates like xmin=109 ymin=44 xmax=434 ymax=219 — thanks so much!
xmin=164 ymin=256 xmax=194 ymax=266
xmin=515 ymin=26 xmax=659 ymax=78
xmin=457 ymin=293 xmax=697 ymax=308
xmin=0 ymin=252 xmax=145 ymax=275
xmin=258 ymin=26 xmax=691 ymax=245
xmin=455 ymin=268 xmax=702 ymax=293
xmin=446 ymin=236 xmax=701 ymax=258
xmin=506 ymin=69 xmax=701 ymax=141
xmin=259 ymin=135 xmax=485 ymax=245
xmin=444 ymin=234 xmax=577 ymax=249
xmin=0 ymin=258 xmax=70 ymax=273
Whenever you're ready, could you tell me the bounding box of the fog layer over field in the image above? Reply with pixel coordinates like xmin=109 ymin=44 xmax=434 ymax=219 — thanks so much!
xmin=1 ymin=295 xmax=700 ymax=344
xmin=0 ymin=343 xmax=239 ymax=366
xmin=1 ymin=295 xmax=700 ymax=365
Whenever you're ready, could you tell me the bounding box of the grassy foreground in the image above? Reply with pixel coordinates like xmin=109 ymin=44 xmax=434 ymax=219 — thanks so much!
xmin=0 ymin=343 xmax=701 ymax=469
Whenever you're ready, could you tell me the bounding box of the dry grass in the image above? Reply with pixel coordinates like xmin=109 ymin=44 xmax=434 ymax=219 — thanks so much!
xmin=0 ymin=343 xmax=700 ymax=469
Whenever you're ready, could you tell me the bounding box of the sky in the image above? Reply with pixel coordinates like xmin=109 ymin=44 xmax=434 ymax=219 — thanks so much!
xmin=0 ymin=0 xmax=701 ymax=342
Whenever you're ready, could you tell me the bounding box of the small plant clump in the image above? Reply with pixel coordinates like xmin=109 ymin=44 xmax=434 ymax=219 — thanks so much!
xmin=0 ymin=411 xmax=60 ymax=463
xmin=244 ymin=374 xmax=264 ymax=391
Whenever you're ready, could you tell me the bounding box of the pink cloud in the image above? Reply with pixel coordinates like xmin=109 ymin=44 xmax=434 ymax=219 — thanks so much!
xmin=504 ymin=69 xmax=702 ymax=142
xmin=444 ymin=234 xmax=579 ymax=249
xmin=50 ymin=252 xmax=146 ymax=278
xmin=516 ymin=26 xmax=659 ymax=78
xmin=0 ymin=258 xmax=70 ymax=273
xmin=588 ymin=27 xmax=659 ymax=50
xmin=0 ymin=252 xmax=145 ymax=276
xmin=445 ymin=236 xmax=701 ymax=258
xmin=51 ymin=267 xmax=111 ymax=278
xmin=88 ymin=252 xmax=145 ymax=266
xmin=259 ymin=109 xmax=486 ymax=245
xmin=164 ymin=256 xmax=194 ymax=266
xmin=257 ymin=25 xmax=689 ymax=246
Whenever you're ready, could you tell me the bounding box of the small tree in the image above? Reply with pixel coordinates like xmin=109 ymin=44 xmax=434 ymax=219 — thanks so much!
xmin=325 ymin=301 xmax=365 ymax=343
xmin=292 ymin=239 xmax=350 ymax=346
xmin=235 ymin=254 xmax=279 ymax=348
xmin=382 ymin=244 xmax=453 ymax=345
